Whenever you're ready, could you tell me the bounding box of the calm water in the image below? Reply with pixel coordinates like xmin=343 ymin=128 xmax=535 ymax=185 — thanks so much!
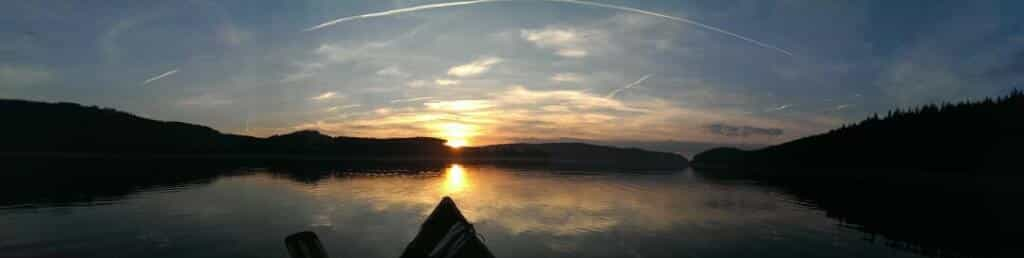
xmin=1 ymin=163 xmax=924 ymax=258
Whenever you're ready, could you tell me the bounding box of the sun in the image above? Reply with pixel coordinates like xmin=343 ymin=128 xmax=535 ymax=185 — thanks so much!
xmin=445 ymin=138 xmax=468 ymax=148
xmin=438 ymin=122 xmax=475 ymax=148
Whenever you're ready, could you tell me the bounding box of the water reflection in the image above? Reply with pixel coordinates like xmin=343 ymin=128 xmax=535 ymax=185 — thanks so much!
xmin=443 ymin=164 xmax=468 ymax=194
xmin=0 ymin=162 xmax=940 ymax=258
xmin=275 ymin=164 xmax=897 ymax=257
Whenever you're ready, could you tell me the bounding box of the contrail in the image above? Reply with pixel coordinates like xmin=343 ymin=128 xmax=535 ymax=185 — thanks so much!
xmin=142 ymin=69 xmax=178 ymax=85
xmin=550 ymin=0 xmax=793 ymax=56
xmin=607 ymin=74 xmax=652 ymax=99
xmin=304 ymin=0 xmax=792 ymax=56
xmin=767 ymin=104 xmax=791 ymax=112
xmin=304 ymin=0 xmax=497 ymax=32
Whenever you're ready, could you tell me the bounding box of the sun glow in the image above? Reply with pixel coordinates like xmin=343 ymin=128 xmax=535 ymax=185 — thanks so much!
xmin=438 ymin=122 xmax=476 ymax=148
xmin=445 ymin=138 xmax=469 ymax=148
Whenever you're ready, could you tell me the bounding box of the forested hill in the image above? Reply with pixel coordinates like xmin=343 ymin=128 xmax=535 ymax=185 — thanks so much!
xmin=459 ymin=143 xmax=689 ymax=169
xmin=692 ymin=90 xmax=1023 ymax=174
xmin=0 ymin=99 xmax=450 ymax=158
xmin=0 ymin=99 xmax=687 ymax=168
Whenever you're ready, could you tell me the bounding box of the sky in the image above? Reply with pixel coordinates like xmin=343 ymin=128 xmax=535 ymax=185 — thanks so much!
xmin=2 ymin=0 xmax=1022 ymax=148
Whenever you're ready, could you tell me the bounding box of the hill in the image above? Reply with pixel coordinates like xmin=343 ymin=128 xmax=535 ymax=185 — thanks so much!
xmin=0 ymin=99 xmax=450 ymax=158
xmin=459 ymin=143 xmax=689 ymax=169
xmin=692 ymin=90 xmax=1023 ymax=174
xmin=0 ymin=99 xmax=687 ymax=168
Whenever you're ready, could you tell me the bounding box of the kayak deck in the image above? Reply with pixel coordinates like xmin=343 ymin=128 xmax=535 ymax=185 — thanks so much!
xmin=400 ymin=197 xmax=495 ymax=258
xmin=285 ymin=196 xmax=493 ymax=258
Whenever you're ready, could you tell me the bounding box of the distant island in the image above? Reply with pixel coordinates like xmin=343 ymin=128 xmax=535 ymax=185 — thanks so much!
xmin=459 ymin=143 xmax=688 ymax=169
xmin=692 ymin=90 xmax=1022 ymax=174
xmin=0 ymin=99 xmax=687 ymax=169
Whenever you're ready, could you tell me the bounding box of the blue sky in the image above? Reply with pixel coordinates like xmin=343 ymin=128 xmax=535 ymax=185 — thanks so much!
xmin=2 ymin=0 xmax=1022 ymax=146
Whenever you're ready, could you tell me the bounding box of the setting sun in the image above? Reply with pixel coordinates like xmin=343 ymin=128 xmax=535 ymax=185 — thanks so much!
xmin=445 ymin=139 xmax=469 ymax=148
xmin=438 ymin=122 xmax=476 ymax=148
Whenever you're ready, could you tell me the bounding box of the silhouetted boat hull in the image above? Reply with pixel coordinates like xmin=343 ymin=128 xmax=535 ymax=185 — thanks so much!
xmin=400 ymin=197 xmax=494 ymax=258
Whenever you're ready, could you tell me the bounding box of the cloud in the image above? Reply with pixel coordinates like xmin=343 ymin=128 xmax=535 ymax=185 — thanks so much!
xmin=555 ymin=49 xmax=588 ymax=57
xmin=551 ymin=73 xmax=584 ymax=83
xmin=447 ymin=57 xmax=502 ymax=77
xmin=142 ymin=69 xmax=178 ymax=85
xmin=424 ymin=100 xmax=495 ymax=111
xmin=99 ymin=13 xmax=167 ymax=65
xmin=376 ymin=66 xmax=409 ymax=78
xmin=303 ymin=0 xmax=792 ymax=56
xmin=873 ymin=6 xmax=1023 ymax=106
xmin=311 ymin=91 xmax=338 ymax=101
xmin=705 ymin=123 xmax=784 ymax=137
xmin=498 ymin=85 xmax=650 ymax=113
xmin=391 ymin=96 xmax=434 ymax=103
xmin=0 ymin=64 xmax=52 ymax=88
xmin=326 ymin=104 xmax=361 ymax=112
xmin=282 ymin=41 xmax=393 ymax=83
xmin=435 ymin=79 xmax=460 ymax=86
xmin=406 ymin=80 xmax=429 ymax=88
xmin=177 ymin=94 xmax=232 ymax=107
xmin=216 ymin=22 xmax=249 ymax=47
xmin=607 ymin=74 xmax=652 ymax=99
xmin=313 ymin=42 xmax=391 ymax=63
xmin=288 ymin=83 xmax=834 ymax=146
xmin=520 ymin=27 xmax=584 ymax=47
xmin=520 ymin=26 xmax=599 ymax=58
xmin=547 ymin=0 xmax=793 ymax=56
xmin=281 ymin=62 xmax=324 ymax=83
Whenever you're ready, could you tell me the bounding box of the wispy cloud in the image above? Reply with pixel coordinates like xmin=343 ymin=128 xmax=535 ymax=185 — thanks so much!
xmin=705 ymin=123 xmax=783 ymax=137
xmin=0 ymin=64 xmax=52 ymax=88
xmin=304 ymin=0 xmax=792 ymax=56
xmin=142 ymin=69 xmax=177 ymax=85
xmin=289 ymin=83 xmax=836 ymax=145
xmin=391 ymin=96 xmax=435 ymax=103
xmin=548 ymin=0 xmax=794 ymax=56
xmin=435 ymin=79 xmax=460 ymax=86
xmin=281 ymin=62 xmax=324 ymax=83
xmin=424 ymin=100 xmax=496 ymax=111
xmin=501 ymin=85 xmax=650 ymax=113
xmin=551 ymin=73 xmax=585 ymax=83
xmin=521 ymin=26 xmax=597 ymax=58
xmin=447 ymin=57 xmax=502 ymax=77
xmin=376 ymin=66 xmax=409 ymax=78
xmin=177 ymin=94 xmax=232 ymax=107
xmin=607 ymin=74 xmax=652 ymax=99
xmin=282 ymin=41 xmax=394 ymax=83
xmin=834 ymin=104 xmax=853 ymax=110
xmin=326 ymin=104 xmax=361 ymax=112
xmin=406 ymin=80 xmax=429 ymax=88
xmin=311 ymin=91 xmax=338 ymax=101
xmin=556 ymin=49 xmax=588 ymax=58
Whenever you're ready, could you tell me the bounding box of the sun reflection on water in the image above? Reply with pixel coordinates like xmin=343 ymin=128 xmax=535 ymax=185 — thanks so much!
xmin=443 ymin=164 xmax=468 ymax=194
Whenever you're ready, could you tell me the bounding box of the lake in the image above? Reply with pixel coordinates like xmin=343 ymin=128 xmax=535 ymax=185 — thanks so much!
xmin=1 ymin=162 xmax=930 ymax=258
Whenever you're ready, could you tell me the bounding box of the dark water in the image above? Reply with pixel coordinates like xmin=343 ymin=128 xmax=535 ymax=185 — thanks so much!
xmin=0 ymin=163 xmax=935 ymax=258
